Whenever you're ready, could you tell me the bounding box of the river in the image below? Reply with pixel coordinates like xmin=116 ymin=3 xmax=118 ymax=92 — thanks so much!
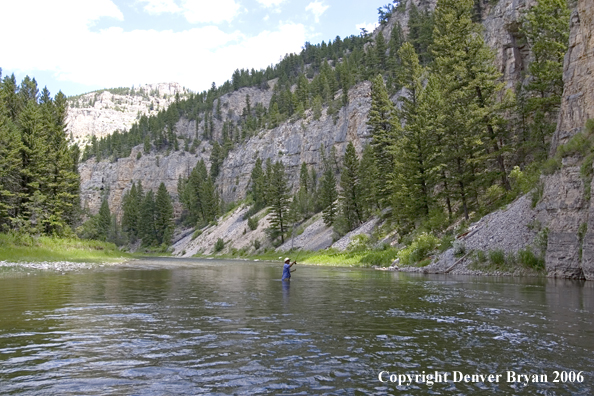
xmin=0 ymin=258 xmax=593 ymax=395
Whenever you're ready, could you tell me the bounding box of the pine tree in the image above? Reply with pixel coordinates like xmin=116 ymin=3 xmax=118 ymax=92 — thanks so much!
xmin=210 ymin=141 xmax=223 ymax=179
xmin=391 ymin=42 xmax=438 ymax=226
xmin=201 ymin=176 xmax=219 ymax=223
xmin=249 ymin=157 xmax=267 ymax=210
xmin=1 ymin=74 xmax=22 ymax=122
xmin=295 ymin=162 xmax=313 ymax=219
xmin=358 ymin=144 xmax=378 ymax=219
xmin=408 ymin=3 xmax=434 ymax=65
xmin=268 ymin=160 xmax=291 ymax=243
xmin=320 ymin=160 xmax=338 ymax=226
xmin=520 ymin=0 xmax=570 ymax=158
xmin=312 ymin=95 xmax=323 ymax=120
xmin=338 ymin=142 xmax=362 ymax=231
xmin=367 ymin=74 xmax=401 ymax=207
xmin=155 ymin=182 xmax=174 ymax=245
xmin=97 ymin=198 xmax=111 ymax=242
xmin=140 ymin=190 xmax=156 ymax=246
xmin=375 ymin=31 xmax=388 ymax=72
xmin=431 ymin=0 xmax=509 ymax=217
xmin=122 ymin=182 xmax=141 ymax=240
xmin=17 ymin=100 xmax=49 ymax=227
xmin=0 ymin=113 xmax=22 ymax=228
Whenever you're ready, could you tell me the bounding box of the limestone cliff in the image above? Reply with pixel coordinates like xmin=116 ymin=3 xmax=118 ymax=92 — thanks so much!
xmin=79 ymin=145 xmax=210 ymax=220
xmin=67 ymin=83 xmax=190 ymax=146
xmin=216 ymin=81 xmax=372 ymax=203
xmin=78 ymin=85 xmax=273 ymax=217
xmin=541 ymin=0 xmax=594 ymax=280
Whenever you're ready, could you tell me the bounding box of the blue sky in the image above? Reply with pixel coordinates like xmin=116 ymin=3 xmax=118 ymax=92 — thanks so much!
xmin=0 ymin=0 xmax=385 ymax=97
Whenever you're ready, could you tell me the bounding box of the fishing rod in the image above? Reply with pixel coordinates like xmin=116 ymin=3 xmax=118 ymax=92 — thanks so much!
xmin=290 ymin=219 xmax=303 ymax=265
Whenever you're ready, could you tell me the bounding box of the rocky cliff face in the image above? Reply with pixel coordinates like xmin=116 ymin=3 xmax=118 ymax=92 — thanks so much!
xmin=217 ymin=82 xmax=372 ymax=203
xmin=78 ymin=85 xmax=274 ymax=217
xmin=79 ymin=0 xmax=535 ymax=218
xmin=380 ymin=0 xmax=533 ymax=89
xmin=79 ymin=145 xmax=210 ymax=220
xmin=67 ymin=83 xmax=189 ymax=146
xmin=540 ymin=0 xmax=594 ymax=280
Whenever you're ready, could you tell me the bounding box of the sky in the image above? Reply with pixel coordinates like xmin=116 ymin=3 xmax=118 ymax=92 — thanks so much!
xmin=0 ymin=0 xmax=385 ymax=97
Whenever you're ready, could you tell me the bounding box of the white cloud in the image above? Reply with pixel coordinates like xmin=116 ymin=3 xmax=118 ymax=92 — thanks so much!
xmin=256 ymin=0 xmax=286 ymax=7
xmin=136 ymin=0 xmax=241 ymax=24
xmin=305 ymin=1 xmax=328 ymax=23
xmin=356 ymin=22 xmax=378 ymax=34
xmin=0 ymin=1 xmax=307 ymax=93
xmin=137 ymin=0 xmax=181 ymax=15
xmin=1 ymin=0 xmax=123 ymax=33
xmin=181 ymin=0 xmax=241 ymax=24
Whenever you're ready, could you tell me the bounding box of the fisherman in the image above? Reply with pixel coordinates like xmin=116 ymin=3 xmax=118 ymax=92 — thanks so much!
xmin=281 ymin=257 xmax=296 ymax=281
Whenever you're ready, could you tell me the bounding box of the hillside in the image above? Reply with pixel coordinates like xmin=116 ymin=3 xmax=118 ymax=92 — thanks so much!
xmin=71 ymin=0 xmax=594 ymax=280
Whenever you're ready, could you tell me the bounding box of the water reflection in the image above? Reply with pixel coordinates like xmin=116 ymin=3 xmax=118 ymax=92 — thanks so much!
xmin=0 ymin=258 xmax=592 ymax=395
xmin=282 ymin=279 xmax=290 ymax=307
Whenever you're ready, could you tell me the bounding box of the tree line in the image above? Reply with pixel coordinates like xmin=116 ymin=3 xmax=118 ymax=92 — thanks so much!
xmin=81 ymin=181 xmax=175 ymax=249
xmin=0 ymin=70 xmax=80 ymax=236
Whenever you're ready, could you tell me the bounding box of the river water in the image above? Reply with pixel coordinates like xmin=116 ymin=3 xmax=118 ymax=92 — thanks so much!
xmin=0 ymin=258 xmax=593 ymax=395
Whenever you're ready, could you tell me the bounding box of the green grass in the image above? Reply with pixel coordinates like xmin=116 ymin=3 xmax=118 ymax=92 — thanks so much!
xmin=0 ymin=233 xmax=131 ymax=263
xmin=469 ymin=248 xmax=545 ymax=273
xmin=240 ymin=247 xmax=399 ymax=268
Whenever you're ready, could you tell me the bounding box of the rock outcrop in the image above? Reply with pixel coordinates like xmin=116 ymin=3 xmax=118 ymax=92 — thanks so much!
xmin=542 ymin=0 xmax=594 ymax=280
xmin=216 ymin=81 xmax=372 ymax=203
xmin=67 ymin=83 xmax=190 ymax=146
xmin=79 ymin=145 xmax=210 ymax=219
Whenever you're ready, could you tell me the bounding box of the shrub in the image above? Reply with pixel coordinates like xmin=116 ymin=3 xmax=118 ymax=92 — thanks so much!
xmin=348 ymin=234 xmax=370 ymax=252
xmin=191 ymin=229 xmax=202 ymax=240
xmin=488 ymin=249 xmax=506 ymax=266
xmin=439 ymin=234 xmax=454 ymax=252
xmin=247 ymin=216 xmax=258 ymax=231
xmin=359 ymin=247 xmax=399 ymax=266
xmin=517 ymin=249 xmax=545 ymax=271
xmin=453 ymin=240 xmax=466 ymax=257
xmin=254 ymin=239 xmax=261 ymax=250
xmin=214 ymin=238 xmax=225 ymax=252
xmin=425 ymin=208 xmax=449 ymax=231
xmin=475 ymin=250 xmax=487 ymax=263
xmin=397 ymin=232 xmax=440 ymax=266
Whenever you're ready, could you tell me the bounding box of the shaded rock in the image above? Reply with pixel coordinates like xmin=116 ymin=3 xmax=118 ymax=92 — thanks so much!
xmin=331 ymin=217 xmax=380 ymax=251
xmin=278 ymin=216 xmax=334 ymax=252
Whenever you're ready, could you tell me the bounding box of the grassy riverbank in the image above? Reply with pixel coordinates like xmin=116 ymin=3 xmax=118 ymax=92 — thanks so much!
xmin=209 ymin=247 xmax=401 ymax=268
xmin=0 ymin=233 xmax=132 ymax=263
